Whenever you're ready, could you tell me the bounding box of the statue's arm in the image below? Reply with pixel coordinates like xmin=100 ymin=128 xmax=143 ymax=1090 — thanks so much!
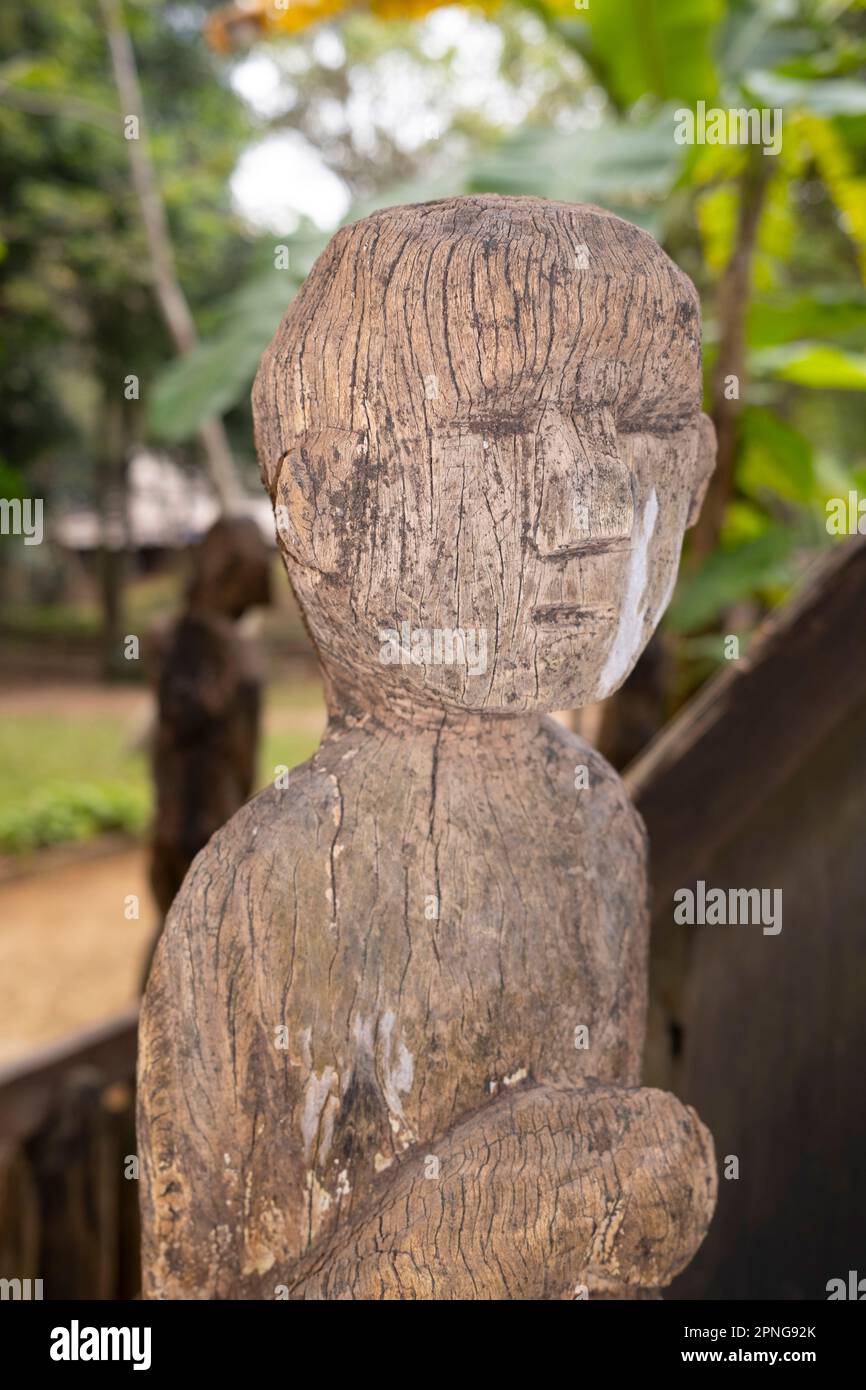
xmin=281 ymin=1081 xmax=716 ymax=1301
xmin=138 ymin=791 xmax=714 ymax=1302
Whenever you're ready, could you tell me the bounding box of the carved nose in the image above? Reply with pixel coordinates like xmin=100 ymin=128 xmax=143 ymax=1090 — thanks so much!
xmin=534 ymin=409 xmax=634 ymax=557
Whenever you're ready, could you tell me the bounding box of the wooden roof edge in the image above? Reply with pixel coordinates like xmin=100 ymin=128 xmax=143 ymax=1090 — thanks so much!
xmin=626 ymin=534 xmax=866 ymax=803
xmin=626 ymin=535 xmax=866 ymax=908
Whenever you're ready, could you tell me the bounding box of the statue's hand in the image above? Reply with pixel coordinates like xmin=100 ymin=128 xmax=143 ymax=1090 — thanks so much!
xmin=283 ymin=1082 xmax=716 ymax=1300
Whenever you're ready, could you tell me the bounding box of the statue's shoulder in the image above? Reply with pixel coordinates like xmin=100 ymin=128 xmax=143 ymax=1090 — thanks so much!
xmin=535 ymin=714 xmax=647 ymax=853
xmin=147 ymin=748 xmax=347 ymax=988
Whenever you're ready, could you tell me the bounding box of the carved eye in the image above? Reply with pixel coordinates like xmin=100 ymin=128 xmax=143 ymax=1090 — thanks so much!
xmin=534 ymin=409 xmax=634 ymax=556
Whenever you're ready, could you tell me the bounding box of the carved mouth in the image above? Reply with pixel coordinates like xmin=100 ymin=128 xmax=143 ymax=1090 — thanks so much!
xmin=531 ymin=603 xmax=616 ymax=629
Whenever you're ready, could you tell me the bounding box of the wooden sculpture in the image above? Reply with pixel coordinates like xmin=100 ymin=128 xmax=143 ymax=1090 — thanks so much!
xmin=138 ymin=196 xmax=718 ymax=1299
xmin=145 ymin=515 xmax=270 ymax=983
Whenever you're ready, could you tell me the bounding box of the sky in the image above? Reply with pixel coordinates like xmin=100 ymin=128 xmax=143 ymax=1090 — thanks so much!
xmin=227 ymin=7 xmax=547 ymax=232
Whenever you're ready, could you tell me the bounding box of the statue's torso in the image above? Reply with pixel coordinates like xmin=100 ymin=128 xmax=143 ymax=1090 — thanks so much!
xmin=138 ymin=715 xmax=647 ymax=1297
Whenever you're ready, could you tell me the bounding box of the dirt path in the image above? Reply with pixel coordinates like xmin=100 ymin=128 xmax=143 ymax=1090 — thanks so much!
xmin=0 ymin=844 xmax=155 ymax=1066
xmin=0 ymin=677 xmax=326 ymax=1069
xmin=0 ymin=679 xmax=326 ymax=731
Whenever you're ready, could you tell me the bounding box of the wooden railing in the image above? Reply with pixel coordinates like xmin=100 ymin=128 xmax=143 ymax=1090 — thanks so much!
xmin=0 ymin=1006 xmax=139 ymax=1300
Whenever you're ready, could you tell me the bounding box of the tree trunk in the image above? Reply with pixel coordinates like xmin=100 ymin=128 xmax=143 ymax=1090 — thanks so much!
xmin=100 ymin=0 xmax=242 ymax=510
xmin=690 ymin=153 xmax=772 ymax=561
xmin=95 ymin=392 xmax=127 ymax=681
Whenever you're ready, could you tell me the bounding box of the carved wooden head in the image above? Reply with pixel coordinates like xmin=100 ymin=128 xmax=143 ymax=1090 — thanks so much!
xmin=254 ymin=195 xmax=715 ymax=716
xmin=187 ymin=515 xmax=271 ymax=618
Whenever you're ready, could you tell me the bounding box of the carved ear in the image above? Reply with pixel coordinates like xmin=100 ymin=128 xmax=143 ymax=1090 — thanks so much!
xmin=687 ymin=412 xmax=717 ymax=529
xmin=272 ymin=428 xmax=369 ymax=574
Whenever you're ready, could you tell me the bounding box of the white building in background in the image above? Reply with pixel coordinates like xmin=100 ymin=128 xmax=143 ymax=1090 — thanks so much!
xmin=54 ymin=451 xmax=275 ymax=553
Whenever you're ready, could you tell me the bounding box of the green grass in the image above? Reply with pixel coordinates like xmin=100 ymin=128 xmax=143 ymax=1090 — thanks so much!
xmin=0 ymin=717 xmax=151 ymax=852
xmin=0 ymin=604 xmax=101 ymax=637
xmin=0 ymin=569 xmax=184 ymax=640
xmin=0 ymin=683 xmax=324 ymax=854
xmin=260 ymin=729 xmax=321 ymax=783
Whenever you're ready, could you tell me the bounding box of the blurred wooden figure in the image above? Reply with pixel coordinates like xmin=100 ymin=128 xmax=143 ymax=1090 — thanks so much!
xmin=144 ymin=516 xmax=270 ymax=985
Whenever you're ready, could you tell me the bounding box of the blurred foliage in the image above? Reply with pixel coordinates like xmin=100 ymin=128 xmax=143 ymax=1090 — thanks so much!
xmin=0 ymin=782 xmax=150 ymax=853
xmin=0 ymin=710 xmax=150 ymax=851
xmin=208 ymin=0 xmax=719 ymax=108
xmin=207 ymin=0 xmax=496 ymax=50
xmin=0 ymin=0 xmax=260 ymax=507
xmin=2 ymin=0 xmax=866 ymax=697
xmin=0 ymin=689 xmax=322 ymax=853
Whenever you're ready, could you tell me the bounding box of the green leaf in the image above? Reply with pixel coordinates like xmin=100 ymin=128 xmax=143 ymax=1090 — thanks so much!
xmin=148 ymin=264 xmax=309 ymax=440
xmin=667 ymin=527 xmax=796 ymax=631
xmin=747 ymin=294 xmax=866 ymax=349
xmin=737 ymin=407 xmax=815 ymax=505
xmin=0 ymin=459 xmax=24 ymax=499
xmin=721 ymin=499 xmax=773 ymax=547
xmin=743 ymin=72 xmax=866 ymax=116
xmin=584 ymin=0 xmax=722 ymax=107
xmin=716 ymin=10 xmax=817 ymax=79
xmin=749 ymin=343 xmax=866 ymax=389
xmin=695 ymin=184 xmax=738 ymax=272
xmin=470 ymin=109 xmax=683 ymax=222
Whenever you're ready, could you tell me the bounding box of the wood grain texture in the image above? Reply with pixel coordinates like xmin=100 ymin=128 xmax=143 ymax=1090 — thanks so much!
xmin=138 ymin=196 xmax=717 ymax=1299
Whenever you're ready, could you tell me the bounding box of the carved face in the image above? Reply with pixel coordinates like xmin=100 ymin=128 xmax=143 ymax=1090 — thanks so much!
xmin=255 ymin=197 xmax=715 ymax=715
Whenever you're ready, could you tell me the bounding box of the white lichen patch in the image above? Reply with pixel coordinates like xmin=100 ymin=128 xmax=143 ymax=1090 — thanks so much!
xmin=503 ymin=1066 xmax=528 ymax=1087
xmin=301 ymin=1065 xmax=338 ymax=1164
xmin=304 ymin=1170 xmax=336 ymax=1244
xmin=598 ymin=487 xmax=659 ymax=699
xmin=350 ymin=1013 xmax=375 ymax=1057
xmin=379 ymin=1010 xmax=416 ymax=1145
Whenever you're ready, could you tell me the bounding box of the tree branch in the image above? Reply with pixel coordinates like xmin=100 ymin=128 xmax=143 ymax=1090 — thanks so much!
xmin=690 ymin=152 xmax=773 ymax=560
xmin=99 ymin=0 xmax=242 ymax=509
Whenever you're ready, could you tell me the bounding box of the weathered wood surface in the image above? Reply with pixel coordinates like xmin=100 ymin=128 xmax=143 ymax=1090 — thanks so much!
xmin=630 ymin=536 xmax=866 ymax=1299
xmin=285 ymin=1082 xmax=715 ymax=1300
xmin=139 ymin=195 xmax=718 ymax=1299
